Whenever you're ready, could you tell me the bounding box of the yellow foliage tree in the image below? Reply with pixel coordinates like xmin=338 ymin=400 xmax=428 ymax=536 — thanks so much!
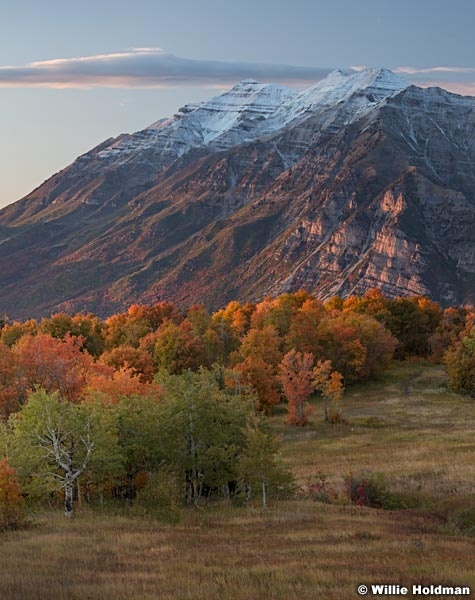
xmin=313 ymin=360 xmax=345 ymax=423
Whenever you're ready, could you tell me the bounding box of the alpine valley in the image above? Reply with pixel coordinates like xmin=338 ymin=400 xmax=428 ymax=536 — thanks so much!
xmin=1 ymin=68 xmax=474 ymax=318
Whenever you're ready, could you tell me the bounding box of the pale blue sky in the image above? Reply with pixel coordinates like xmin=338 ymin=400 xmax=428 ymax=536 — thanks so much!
xmin=1 ymin=0 xmax=474 ymax=207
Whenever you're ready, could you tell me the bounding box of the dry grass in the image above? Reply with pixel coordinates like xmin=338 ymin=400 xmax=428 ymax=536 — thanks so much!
xmin=1 ymin=361 xmax=474 ymax=599
xmin=0 ymin=503 xmax=474 ymax=600
xmin=275 ymin=362 xmax=475 ymax=499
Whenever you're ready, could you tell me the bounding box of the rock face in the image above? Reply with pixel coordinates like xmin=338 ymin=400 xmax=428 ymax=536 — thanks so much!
xmin=0 ymin=68 xmax=474 ymax=318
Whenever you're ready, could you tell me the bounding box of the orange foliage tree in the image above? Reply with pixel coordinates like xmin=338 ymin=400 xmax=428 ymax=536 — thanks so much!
xmin=99 ymin=345 xmax=155 ymax=382
xmin=285 ymin=298 xmax=325 ymax=354
xmin=278 ymin=350 xmax=314 ymax=426
xmin=0 ymin=458 xmax=24 ymax=529
xmin=13 ymin=333 xmax=96 ymax=402
xmin=239 ymin=325 xmax=283 ymax=368
xmin=84 ymin=366 xmax=162 ymax=404
xmin=229 ymin=356 xmax=280 ymax=414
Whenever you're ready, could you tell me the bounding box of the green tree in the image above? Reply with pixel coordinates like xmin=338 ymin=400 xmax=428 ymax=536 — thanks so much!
xmin=10 ymin=390 xmax=121 ymax=517
xmin=239 ymin=416 xmax=293 ymax=508
xmin=113 ymin=394 xmax=163 ymax=501
xmin=156 ymin=369 xmax=249 ymax=505
xmin=445 ymin=327 xmax=475 ymax=397
xmin=153 ymin=320 xmax=206 ymax=374
xmin=0 ymin=319 xmax=38 ymax=348
xmin=386 ymin=297 xmax=443 ymax=357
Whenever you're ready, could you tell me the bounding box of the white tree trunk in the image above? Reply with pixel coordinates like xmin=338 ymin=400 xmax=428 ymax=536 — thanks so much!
xmin=65 ymin=474 xmax=74 ymax=518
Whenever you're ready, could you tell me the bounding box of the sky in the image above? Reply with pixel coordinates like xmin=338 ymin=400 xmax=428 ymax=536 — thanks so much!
xmin=1 ymin=0 xmax=474 ymax=208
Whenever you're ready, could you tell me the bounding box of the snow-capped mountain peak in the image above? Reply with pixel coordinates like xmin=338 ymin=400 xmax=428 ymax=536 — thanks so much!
xmin=274 ymin=67 xmax=409 ymax=126
xmin=95 ymin=68 xmax=409 ymax=163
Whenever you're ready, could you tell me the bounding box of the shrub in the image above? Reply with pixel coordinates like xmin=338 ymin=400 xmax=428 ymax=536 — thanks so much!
xmin=345 ymin=471 xmax=392 ymax=508
xmin=134 ymin=471 xmax=182 ymax=523
xmin=305 ymin=472 xmax=339 ymax=504
xmin=437 ymin=495 xmax=475 ymax=535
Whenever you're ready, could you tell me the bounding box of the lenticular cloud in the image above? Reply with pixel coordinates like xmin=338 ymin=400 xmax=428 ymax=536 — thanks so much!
xmin=0 ymin=48 xmax=333 ymax=88
xmin=0 ymin=49 xmax=472 ymax=94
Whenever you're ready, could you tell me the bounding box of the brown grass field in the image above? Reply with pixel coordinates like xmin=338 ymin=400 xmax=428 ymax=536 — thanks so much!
xmin=1 ymin=361 xmax=474 ymax=599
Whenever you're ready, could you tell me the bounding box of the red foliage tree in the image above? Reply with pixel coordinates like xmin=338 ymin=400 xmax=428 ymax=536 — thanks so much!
xmin=0 ymin=343 xmax=19 ymax=418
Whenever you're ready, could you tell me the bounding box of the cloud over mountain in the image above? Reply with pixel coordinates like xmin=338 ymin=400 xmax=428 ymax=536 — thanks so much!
xmin=0 ymin=48 xmax=333 ymax=88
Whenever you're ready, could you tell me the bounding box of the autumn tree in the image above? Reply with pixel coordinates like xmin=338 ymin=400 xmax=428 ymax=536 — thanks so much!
xmin=229 ymin=356 xmax=280 ymax=414
xmin=429 ymin=306 xmax=468 ymax=362
xmin=285 ymin=298 xmax=325 ymax=354
xmin=99 ymin=345 xmax=155 ymax=382
xmin=0 ymin=343 xmax=19 ymax=418
xmin=265 ymin=292 xmax=311 ymax=337
xmin=37 ymin=312 xmax=106 ymax=357
xmin=13 ymin=333 xmax=95 ymax=403
xmin=103 ymin=303 xmax=181 ymax=351
xmin=313 ymin=360 xmax=345 ymax=423
xmin=204 ymin=314 xmax=241 ymax=365
xmin=0 ymin=458 xmax=24 ymax=529
xmin=0 ymin=319 xmax=38 ymax=348
xmin=214 ymin=300 xmax=254 ymax=339
xmin=153 ymin=319 xmax=206 ymax=374
xmin=316 ymin=312 xmax=396 ymax=383
xmin=84 ymin=366 xmax=161 ymax=404
xmin=278 ymin=350 xmax=314 ymax=426
xmin=315 ymin=314 xmax=366 ymax=383
xmin=342 ymin=288 xmax=391 ymax=322
xmin=239 ymin=325 xmax=283 ymax=368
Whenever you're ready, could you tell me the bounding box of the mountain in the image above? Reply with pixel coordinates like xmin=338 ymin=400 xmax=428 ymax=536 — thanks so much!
xmin=0 ymin=68 xmax=474 ymax=318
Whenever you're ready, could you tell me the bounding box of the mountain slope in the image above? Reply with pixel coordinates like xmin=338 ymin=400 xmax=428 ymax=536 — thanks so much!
xmin=0 ymin=69 xmax=474 ymax=318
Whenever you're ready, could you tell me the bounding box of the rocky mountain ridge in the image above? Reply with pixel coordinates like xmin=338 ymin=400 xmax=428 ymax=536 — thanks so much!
xmin=0 ymin=68 xmax=474 ymax=317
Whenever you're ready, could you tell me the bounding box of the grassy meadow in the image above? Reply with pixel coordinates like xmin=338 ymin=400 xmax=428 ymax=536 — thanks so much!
xmin=1 ymin=361 xmax=474 ymax=599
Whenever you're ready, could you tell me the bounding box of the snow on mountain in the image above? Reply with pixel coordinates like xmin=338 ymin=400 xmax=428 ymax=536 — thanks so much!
xmin=271 ymin=67 xmax=409 ymax=128
xmin=95 ymin=80 xmax=297 ymax=163
xmin=93 ymin=68 xmax=409 ymax=165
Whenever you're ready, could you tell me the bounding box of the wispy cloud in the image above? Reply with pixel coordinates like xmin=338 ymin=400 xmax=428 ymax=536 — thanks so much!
xmin=0 ymin=48 xmax=332 ymax=89
xmin=394 ymin=66 xmax=475 ymax=75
